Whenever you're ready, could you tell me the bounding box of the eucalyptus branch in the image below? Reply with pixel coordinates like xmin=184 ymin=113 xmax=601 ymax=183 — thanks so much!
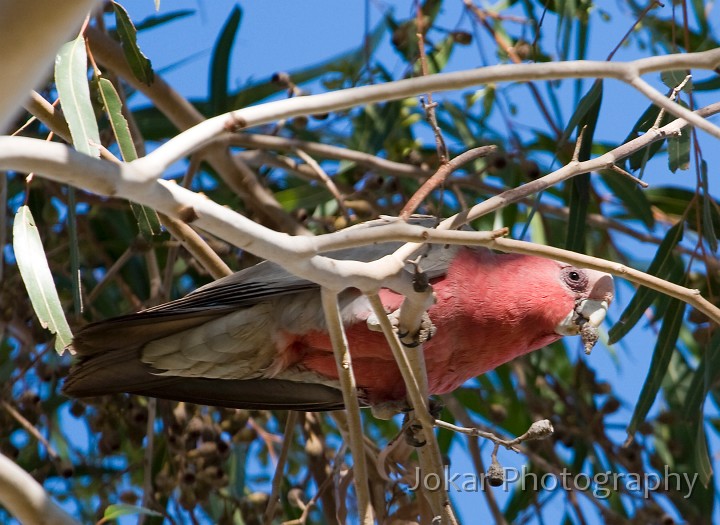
xmin=158 ymin=213 xmax=232 ymax=280
xmin=319 ymin=288 xmax=373 ymax=525
xmin=139 ymin=48 xmax=720 ymax=173
xmin=399 ymin=145 xmax=496 ymax=219
xmin=0 ymin=452 xmax=80 ymax=525
xmin=434 ymin=418 xmax=554 ymax=453
xmin=3 ymin=136 xmax=719 ymax=326
xmin=366 ymin=294 xmax=457 ymax=524
xmin=294 ymin=148 xmax=353 ymax=221
xmin=84 ymin=27 xmax=306 ymax=235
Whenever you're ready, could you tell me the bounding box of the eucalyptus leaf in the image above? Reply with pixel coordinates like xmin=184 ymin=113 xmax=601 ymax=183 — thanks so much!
xmin=626 ymin=297 xmax=686 ymax=437
xmin=101 ymin=503 xmax=162 ymax=522
xmin=608 ymin=222 xmax=684 ymax=344
xmin=210 ymin=6 xmax=242 ymax=115
xmin=55 ymin=35 xmax=100 ymax=158
xmin=97 ymin=77 xmax=161 ymax=237
xmin=113 ymin=1 xmax=154 ymax=85
xmin=12 ymin=206 xmax=73 ymax=354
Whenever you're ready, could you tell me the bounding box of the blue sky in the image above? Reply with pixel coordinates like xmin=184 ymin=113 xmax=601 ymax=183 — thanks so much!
xmin=51 ymin=1 xmax=720 ymax=523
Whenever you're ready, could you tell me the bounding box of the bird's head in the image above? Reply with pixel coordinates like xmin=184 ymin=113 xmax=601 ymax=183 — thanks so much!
xmin=552 ymin=265 xmax=614 ymax=348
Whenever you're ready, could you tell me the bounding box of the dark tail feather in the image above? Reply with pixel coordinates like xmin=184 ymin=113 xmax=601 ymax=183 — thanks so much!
xmin=62 ymin=348 xmax=346 ymax=411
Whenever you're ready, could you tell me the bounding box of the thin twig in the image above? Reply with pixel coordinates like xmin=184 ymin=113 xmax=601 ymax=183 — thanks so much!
xmin=137 ymin=398 xmax=156 ymax=525
xmin=159 ymin=214 xmax=232 ymax=279
xmin=400 ymin=145 xmax=496 ymax=219
xmin=415 ymin=7 xmax=448 ymax=163
xmin=653 ymin=74 xmax=692 ymax=129
xmin=264 ymin=411 xmax=299 ymax=525
xmin=607 ymin=164 xmax=649 ymax=188
xmin=295 ymin=148 xmax=355 ymax=222
xmin=441 ymin=396 xmax=507 ymax=525
xmin=1 ymin=401 xmax=60 ymax=461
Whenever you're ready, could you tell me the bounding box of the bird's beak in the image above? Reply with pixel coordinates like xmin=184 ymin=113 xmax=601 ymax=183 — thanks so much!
xmin=554 ymin=271 xmax=614 ymax=354
xmin=555 ymin=298 xmax=610 ymax=336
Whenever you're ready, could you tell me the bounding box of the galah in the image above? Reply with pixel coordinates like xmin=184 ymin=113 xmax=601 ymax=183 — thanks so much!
xmin=63 ymin=231 xmax=614 ymax=411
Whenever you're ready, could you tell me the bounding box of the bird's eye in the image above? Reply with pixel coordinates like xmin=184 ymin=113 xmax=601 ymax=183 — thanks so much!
xmin=562 ymin=267 xmax=588 ymax=291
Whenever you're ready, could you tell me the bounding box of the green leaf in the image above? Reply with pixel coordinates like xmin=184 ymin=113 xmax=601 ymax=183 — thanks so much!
xmin=661 ymin=70 xmax=693 ymax=93
xmin=668 ymin=128 xmax=691 ymax=172
xmin=12 ymin=206 xmax=73 ymax=354
xmin=565 ymin=174 xmax=590 ymax=252
xmin=419 ymin=35 xmax=455 ymax=75
xmin=683 ymin=328 xmax=720 ymax=418
xmin=626 ymin=297 xmax=686 ymax=437
xmin=700 ymin=160 xmax=718 ymax=252
xmin=608 ymin=221 xmax=684 ymax=344
xmin=113 ymin=1 xmax=154 ymax=86
xmin=693 ymin=421 xmax=714 ymax=487
xmin=134 ymin=9 xmax=194 ymax=32
xmin=275 ymin=184 xmax=332 ymax=212
xmin=97 ymin=78 xmax=137 ymax=162
xmin=55 ymin=35 xmax=101 ymax=158
xmin=600 ymin=172 xmax=654 ymax=229
xmin=101 ymin=503 xmax=162 ymax=522
xmin=563 ymin=82 xmax=602 ymax=252
xmin=561 ymin=80 xmax=602 ymax=146
xmin=210 ymin=6 xmax=242 ymax=115
xmin=97 ymin=77 xmax=161 ymax=238
xmin=623 ymin=104 xmax=671 ymax=172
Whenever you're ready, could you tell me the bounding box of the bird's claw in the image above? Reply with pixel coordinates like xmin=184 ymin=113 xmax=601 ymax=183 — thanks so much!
xmin=366 ymin=310 xmax=436 ymax=347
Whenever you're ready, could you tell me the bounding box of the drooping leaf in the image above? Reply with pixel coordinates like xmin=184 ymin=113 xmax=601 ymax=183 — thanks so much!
xmin=420 ymin=35 xmax=455 ymax=75
xmin=623 ymin=104 xmax=669 ymax=172
xmin=134 ymin=9 xmax=194 ymax=31
xmin=683 ymin=328 xmax=720 ymax=419
xmin=693 ymin=421 xmax=714 ymax=487
xmin=668 ymin=128 xmax=691 ymax=172
xmin=600 ymin=172 xmax=654 ymax=229
xmin=100 ymin=503 xmax=162 ymax=523
xmin=565 ymin=174 xmax=590 ymax=252
xmin=55 ymin=35 xmax=101 ymax=157
xmin=97 ymin=78 xmax=137 ymax=162
xmin=700 ymin=160 xmax=718 ymax=252
xmin=626 ymin=297 xmax=686 ymax=437
xmin=12 ymin=206 xmax=73 ymax=354
xmin=210 ymin=6 xmax=242 ymax=115
xmin=608 ymin=221 xmax=685 ymax=344
xmin=113 ymin=1 xmax=154 ymax=85
xmin=560 ymin=79 xmax=602 ymax=146
xmin=97 ymin=77 xmax=161 ymax=238
xmin=564 ymin=82 xmax=603 ymax=253
xmin=661 ymin=70 xmax=694 ymax=93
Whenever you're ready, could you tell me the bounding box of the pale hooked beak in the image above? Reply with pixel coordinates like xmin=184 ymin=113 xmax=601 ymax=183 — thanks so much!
xmin=555 ymin=270 xmax=614 ymax=354
xmin=555 ymin=298 xmax=611 ymax=337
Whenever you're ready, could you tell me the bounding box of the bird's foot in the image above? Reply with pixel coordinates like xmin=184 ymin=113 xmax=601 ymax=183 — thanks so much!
xmin=396 ymin=311 xmax=436 ymax=348
xmin=366 ymin=309 xmax=436 ymax=347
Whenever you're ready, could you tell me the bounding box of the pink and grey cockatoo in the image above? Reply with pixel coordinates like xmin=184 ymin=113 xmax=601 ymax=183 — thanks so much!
xmin=63 ymin=226 xmax=614 ymax=411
